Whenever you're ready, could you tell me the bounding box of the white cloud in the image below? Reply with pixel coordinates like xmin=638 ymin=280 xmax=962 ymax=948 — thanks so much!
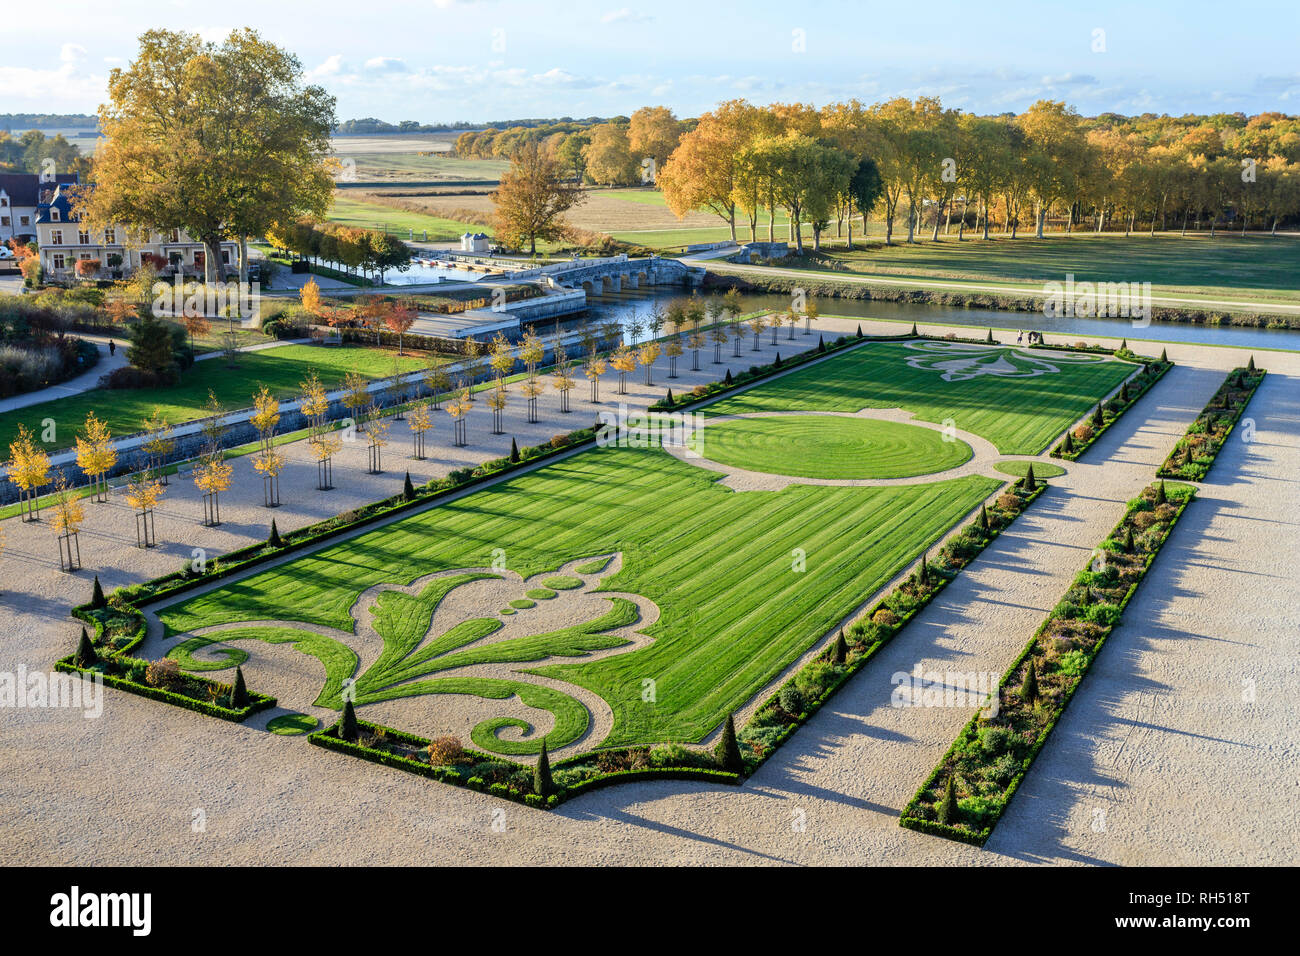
xmin=602 ymin=8 xmax=653 ymax=24
xmin=364 ymin=57 xmax=409 ymax=73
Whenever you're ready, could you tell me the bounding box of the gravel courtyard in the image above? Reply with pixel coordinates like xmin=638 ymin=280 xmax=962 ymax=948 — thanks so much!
xmin=1 ymin=317 xmax=1293 ymax=866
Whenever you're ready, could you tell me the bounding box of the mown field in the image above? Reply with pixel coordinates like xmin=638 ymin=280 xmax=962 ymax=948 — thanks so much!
xmin=157 ymin=445 xmax=1001 ymax=750
xmin=690 ymin=415 xmax=972 ymax=479
xmin=705 ymin=340 xmax=1135 ymax=455
xmin=0 ymin=344 xmax=427 ymax=452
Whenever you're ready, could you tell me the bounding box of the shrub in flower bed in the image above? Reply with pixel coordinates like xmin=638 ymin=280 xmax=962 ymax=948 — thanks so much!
xmin=1157 ymin=365 xmax=1265 ymax=481
xmin=310 ymin=721 xmax=739 ymax=808
xmin=899 ymin=480 xmax=1196 ymax=846
xmin=54 ymin=644 xmax=275 ymax=721
xmin=1052 ymin=353 xmax=1172 ymax=462
xmin=738 ymin=479 xmax=1046 ymax=772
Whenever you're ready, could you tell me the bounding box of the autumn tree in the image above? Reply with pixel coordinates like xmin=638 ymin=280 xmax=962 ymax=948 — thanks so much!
xmin=75 ymin=412 xmax=116 ymax=503
xmin=660 ymin=100 xmax=760 ymax=240
xmin=301 ymin=369 xmax=339 ymax=490
xmin=490 ymin=140 xmax=584 ymax=255
xmin=610 ymin=344 xmax=637 ymax=394
xmin=638 ymin=340 xmax=661 ymax=387
xmin=49 ymin=473 xmax=85 ymax=572
xmin=86 ymin=29 xmax=334 ymax=284
xmin=7 ymin=424 xmax=51 ymax=521
xmin=125 ymin=466 xmax=164 ymax=548
xmin=553 ymin=343 xmax=577 ymax=413
xmin=583 ymin=123 xmax=640 ymax=186
xmin=583 ymin=346 xmax=607 ymax=403
xmin=487 ymin=377 xmax=509 ymax=434
xmin=364 ymin=400 xmax=390 ymax=474
xmin=628 ymin=106 xmax=683 ymax=175
xmin=251 ymin=386 xmax=282 ymax=506
xmin=409 ymin=400 xmax=433 ymax=459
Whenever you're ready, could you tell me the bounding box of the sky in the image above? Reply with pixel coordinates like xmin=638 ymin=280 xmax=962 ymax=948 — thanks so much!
xmin=1 ymin=0 xmax=1297 ymax=122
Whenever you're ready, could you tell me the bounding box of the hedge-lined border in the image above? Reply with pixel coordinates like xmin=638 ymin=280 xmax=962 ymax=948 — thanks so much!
xmin=738 ymin=481 xmax=1046 ymax=775
xmin=53 ymin=654 xmax=275 ymax=722
xmin=308 ymin=720 xmax=740 ymax=810
xmin=1156 ymin=367 xmax=1266 ymax=481
xmin=1051 ymin=355 xmax=1172 ymax=461
xmin=899 ymin=483 xmax=1196 ymax=846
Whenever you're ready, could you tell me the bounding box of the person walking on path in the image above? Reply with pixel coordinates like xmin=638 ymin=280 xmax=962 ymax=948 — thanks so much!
xmin=108 ymin=339 xmax=116 ymax=356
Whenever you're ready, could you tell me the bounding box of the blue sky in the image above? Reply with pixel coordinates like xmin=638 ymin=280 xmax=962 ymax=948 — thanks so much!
xmin=1 ymin=0 xmax=1297 ymax=121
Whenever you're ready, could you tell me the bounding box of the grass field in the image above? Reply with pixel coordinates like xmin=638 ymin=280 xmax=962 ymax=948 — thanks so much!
xmin=158 ymin=445 xmax=1001 ymax=751
xmin=704 ymin=340 xmax=1135 ymax=455
xmin=0 ymin=344 xmax=426 ymax=453
xmin=746 ymin=233 xmax=1300 ymax=306
xmin=690 ymin=415 xmax=972 ymax=478
xmin=327 ymin=194 xmax=489 ymax=241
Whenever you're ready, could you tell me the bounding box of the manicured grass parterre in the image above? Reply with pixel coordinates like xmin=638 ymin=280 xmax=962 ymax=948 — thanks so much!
xmin=0 ymin=344 xmax=427 ymax=453
xmin=689 ymin=414 xmax=972 ymax=479
xmin=157 ymin=445 xmax=1001 ymax=751
xmin=994 ymin=460 xmax=1066 ymax=479
xmin=704 ymin=340 xmax=1135 ymax=455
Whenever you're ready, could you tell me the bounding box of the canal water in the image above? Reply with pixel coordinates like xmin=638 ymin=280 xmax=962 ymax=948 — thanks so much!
xmin=568 ymin=287 xmax=1300 ymax=353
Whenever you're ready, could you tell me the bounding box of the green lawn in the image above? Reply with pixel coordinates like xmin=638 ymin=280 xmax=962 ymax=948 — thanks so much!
xmin=157 ymin=445 xmax=1000 ymax=751
xmin=704 ymin=340 xmax=1135 ymax=455
xmin=327 ymin=194 xmax=490 ymax=241
xmin=0 ymin=344 xmax=426 ymax=453
xmin=760 ymin=233 xmax=1300 ymax=306
xmin=689 ymin=415 xmax=972 ymax=479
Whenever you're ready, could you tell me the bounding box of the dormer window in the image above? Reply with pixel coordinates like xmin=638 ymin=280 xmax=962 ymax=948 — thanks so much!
xmin=51 ymin=209 xmax=60 ymax=222
xmin=169 ymin=228 xmax=180 ymax=243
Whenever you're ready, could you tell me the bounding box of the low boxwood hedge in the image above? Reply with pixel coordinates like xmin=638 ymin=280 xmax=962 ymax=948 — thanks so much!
xmin=53 ymin=654 xmax=275 ymax=722
xmin=1157 ymin=366 xmax=1265 ymax=481
xmin=900 ymin=481 xmax=1196 ymax=845
xmin=1052 ymin=353 xmax=1172 ymax=462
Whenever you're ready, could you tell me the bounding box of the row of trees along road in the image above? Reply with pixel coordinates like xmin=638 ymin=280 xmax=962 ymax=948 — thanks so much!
xmin=76 ymin=28 xmax=337 ymax=285
xmin=649 ymin=98 xmax=1300 ymax=251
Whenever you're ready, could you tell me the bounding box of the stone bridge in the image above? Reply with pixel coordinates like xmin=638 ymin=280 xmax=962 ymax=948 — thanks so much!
xmin=541 ymin=254 xmax=703 ymax=294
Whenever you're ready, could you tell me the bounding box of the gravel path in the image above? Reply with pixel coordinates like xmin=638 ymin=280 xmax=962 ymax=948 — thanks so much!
xmin=1 ymin=316 xmax=1292 ymax=865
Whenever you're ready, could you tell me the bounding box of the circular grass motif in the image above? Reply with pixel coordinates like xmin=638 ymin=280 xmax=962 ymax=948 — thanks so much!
xmin=509 ymin=598 xmax=536 ymax=610
xmin=526 ymin=588 xmax=557 ymax=600
xmin=500 ymin=607 xmax=517 ymax=616
xmin=542 ymin=575 xmax=583 ymax=590
xmin=689 ymin=415 xmax=972 ymax=480
xmin=266 ymin=713 xmax=318 ymax=736
xmin=994 ymin=460 xmax=1066 ymax=479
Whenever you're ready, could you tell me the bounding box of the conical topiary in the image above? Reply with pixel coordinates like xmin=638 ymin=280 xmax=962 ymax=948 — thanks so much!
xmin=773 ymin=353 xmax=782 ymax=368
xmin=1120 ymin=380 xmax=1130 ymax=402
xmin=509 ymin=437 xmax=520 ymax=462
xmin=403 ymin=471 xmax=415 ymax=500
xmin=1247 ymin=355 xmax=1256 ymax=373
xmin=90 ymin=576 xmax=106 ymax=610
xmin=978 ymin=503 xmax=989 ymax=533
xmin=1160 ymin=348 xmax=1168 ymax=363
xmin=75 ymin=627 xmax=97 ymax=668
xmin=1154 ymin=480 xmax=1166 ymax=505
xmin=715 ymin=713 xmax=742 ymax=774
xmin=937 ymin=775 xmax=958 ymax=825
xmin=724 ymin=369 xmax=733 ymax=385
xmin=1021 ymin=659 xmax=1038 ymax=705
xmin=665 ymin=388 xmax=674 ymax=405
xmin=268 ymin=519 xmax=283 ymax=548
xmin=918 ymin=550 xmax=930 ymax=586
xmin=1120 ymin=338 xmax=1128 ymax=351
xmin=1092 ymin=403 xmax=1104 ymax=427
xmin=833 ymin=629 xmax=848 ymax=665
xmin=1122 ymin=525 xmax=1134 ymax=553
xmin=856 ymin=324 xmax=863 ymax=338
xmin=534 ymin=740 xmax=554 ymax=797
xmin=986 ymin=327 xmax=995 ymax=343
xmin=1063 ymin=431 xmax=1075 ymax=454
xmin=231 ymin=666 xmax=249 ymax=708
xmin=339 ymin=699 xmax=358 ymax=741
xmin=817 ymin=335 xmax=825 ymax=353
xmin=910 ymin=322 xmax=918 ymax=336
xmin=1023 ymin=463 xmax=1037 ymax=491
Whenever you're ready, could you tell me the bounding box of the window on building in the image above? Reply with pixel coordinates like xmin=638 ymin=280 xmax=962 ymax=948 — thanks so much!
xmin=50 ymin=230 xmax=63 ymax=245
xmin=51 ymin=209 xmax=60 ymax=221
xmin=0 ymin=196 xmax=8 ymax=207
xmin=104 ymin=228 xmax=116 ymax=244
xmin=0 ymin=216 xmax=9 ymax=227
xmin=169 ymin=229 xmax=180 ymax=243
xmin=19 ymin=216 xmax=30 ymax=226
xmin=222 ymin=250 xmax=231 ymax=265
xmin=52 ymin=254 xmax=65 ymax=270
xmin=78 ymin=229 xmax=90 ymax=245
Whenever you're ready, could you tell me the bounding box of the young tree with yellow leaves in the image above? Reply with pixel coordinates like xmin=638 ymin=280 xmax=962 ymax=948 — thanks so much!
xmin=300 ymin=370 xmax=339 ymax=490
xmin=749 ymin=312 xmax=767 ymax=351
xmin=49 ymin=472 xmax=84 ymax=572
xmin=194 ymin=450 xmax=233 ymax=527
xmin=583 ymin=345 xmax=607 ymax=403
xmin=423 ymin=358 xmax=451 ymax=410
xmin=610 ymin=343 xmax=637 ymax=395
xmin=802 ymin=297 xmax=820 ymax=334
xmin=519 ymin=330 xmax=545 ymax=380
xmin=664 ymin=332 xmax=684 ymax=379
xmin=300 ymin=277 xmax=324 ymax=319
xmin=553 ymin=343 xmax=577 ymax=413
xmin=638 ymin=340 xmax=661 ymax=387
xmin=409 ymin=400 xmax=433 ymax=459
xmin=461 ymin=337 xmax=484 ymax=401
xmin=489 ymin=332 xmax=517 ymax=381
xmin=140 ymin=408 xmax=175 ymax=485
xmin=685 ymin=325 xmax=705 ymax=372
xmin=341 ymin=369 xmax=370 ymax=428
xmin=521 ymin=376 xmax=544 ymax=424
xmin=784 ymin=308 xmax=799 ymax=340
xmin=75 ymin=411 xmax=116 ymax=503
xmin=126 ymin=464 xmax=164 ymax=548
xmin=709 ymin=318 xmax=729 ymax=363
xmin=446 ymin=382 xmax=472 ymax=446
xmin=487 ymin=377 xmax=509 ymax=434
xmin=364 ymin=400 xmax=391 ymax=474
xmin=251 ymin=386 xmax=283 ymax=506
xmin=7 ymin=423 xmax=51 ymax=521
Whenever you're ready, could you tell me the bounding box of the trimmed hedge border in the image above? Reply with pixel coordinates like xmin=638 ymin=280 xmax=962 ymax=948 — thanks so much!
xmin=309 ymin=720 xmax=739 ymax=810
xmin=53 ymin=654 xmax=275 ymax=722
xmin=738 ymin=480 xmax=1047 ymax=774
xmin=899 ymin=482 xmax=1196 ymax=846
xmin=1157 ymin=366 xmax=1266 ymax=481
xmin=1051 ymin=353 xmax=1172 ymax=461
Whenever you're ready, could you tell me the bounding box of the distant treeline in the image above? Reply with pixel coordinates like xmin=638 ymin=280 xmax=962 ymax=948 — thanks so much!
xmin=336 ymin=116 xmax=616 ymax=135
xmin=0 ymin=114 xmax=98 ymax=131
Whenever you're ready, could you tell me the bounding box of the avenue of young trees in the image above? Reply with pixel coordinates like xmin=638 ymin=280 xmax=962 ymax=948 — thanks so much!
xmin=268 ymin=220 xmax=413 ymax=284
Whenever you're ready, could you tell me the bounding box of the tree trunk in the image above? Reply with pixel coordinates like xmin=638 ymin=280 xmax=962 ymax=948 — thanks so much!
xmin=728 ymin=210 xmax=736 ymax=242
xmin=206 ymin=237 xmax=227 ymax=283
xmin=846 ymin=213 xmax=853 ymax=251
xmin=931 ymin=198 xmax=943 ymax=241
xmin=238 ymin=234 xmax=249 ymax=285
xmin=1035 ymin=206 xmax=1045 ymax=239
xmin=1271 ymin=216 xmax=1278 ymax=236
